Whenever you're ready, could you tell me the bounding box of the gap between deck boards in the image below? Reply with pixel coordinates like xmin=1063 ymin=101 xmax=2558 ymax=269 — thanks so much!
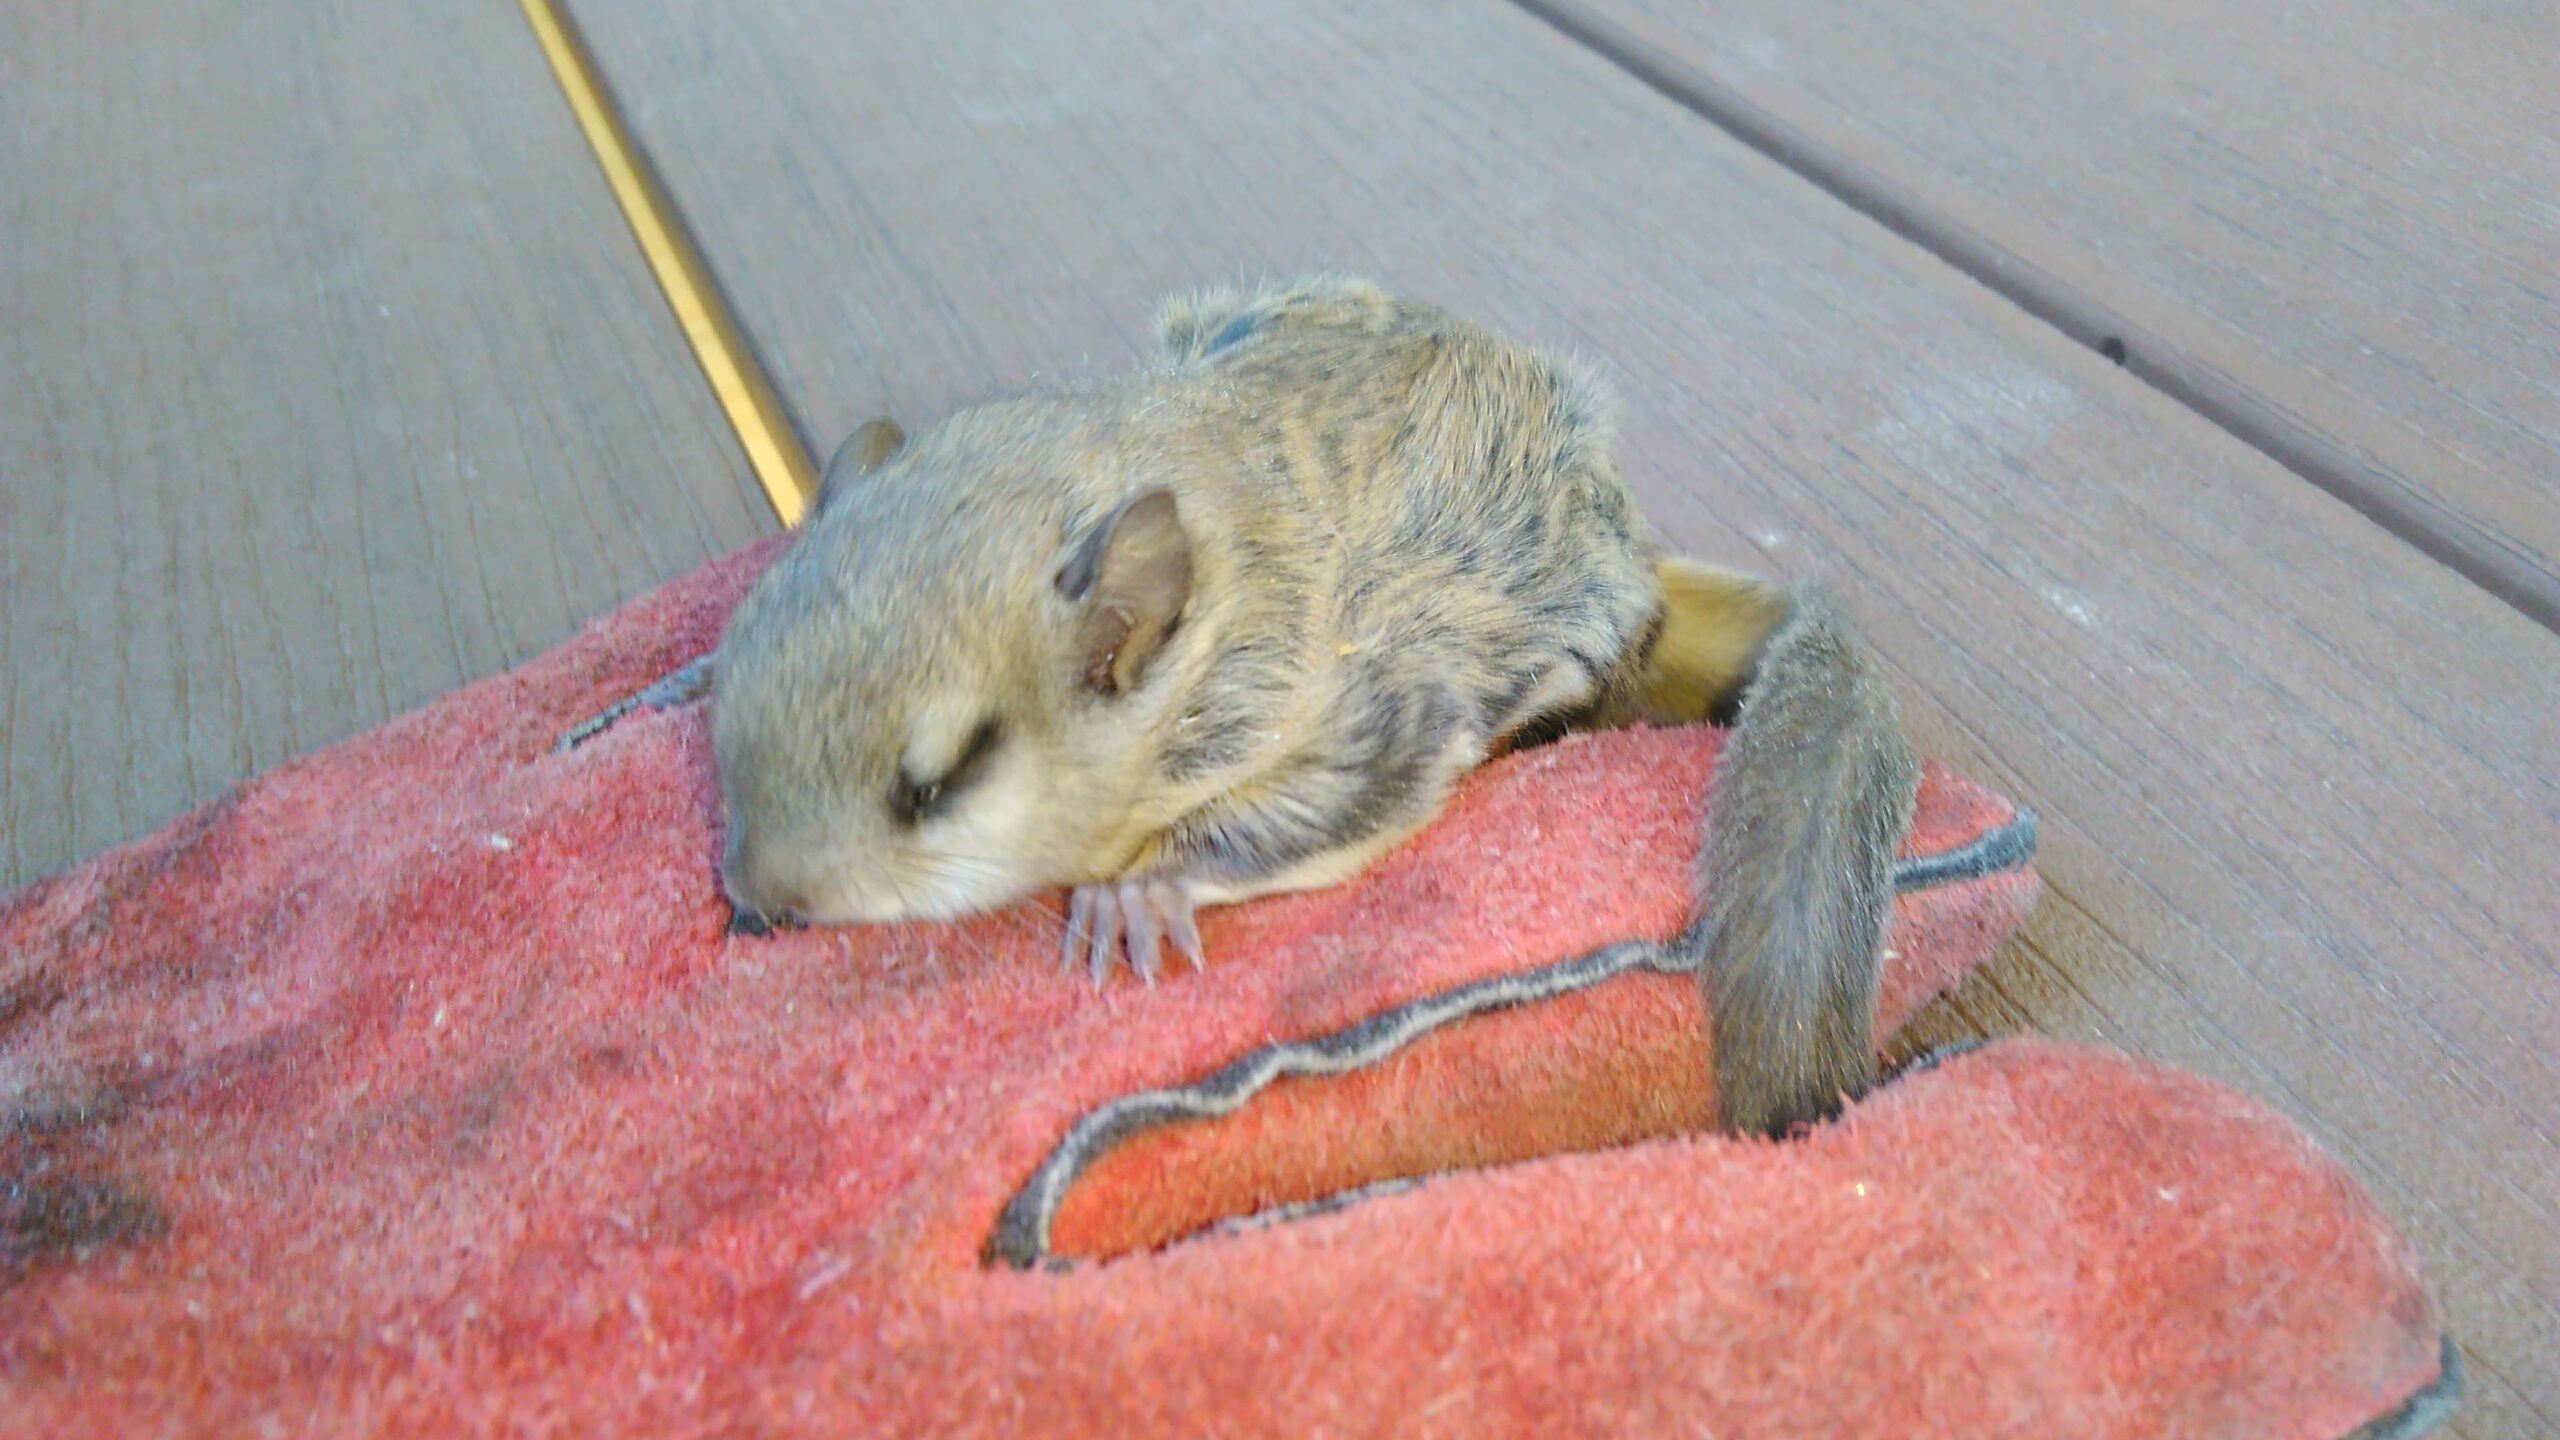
xmin=1511 ymin=0 xmax=2560 ymax=638
xmin=518 ymin=0 xmax=820 ymax=527
xmin=521 ymin=0 xmax=2554 ymax=644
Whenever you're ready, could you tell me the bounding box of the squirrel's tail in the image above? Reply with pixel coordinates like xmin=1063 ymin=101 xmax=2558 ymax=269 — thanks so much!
xmin=1665 ymin=574 xmax=1919 ymax=1136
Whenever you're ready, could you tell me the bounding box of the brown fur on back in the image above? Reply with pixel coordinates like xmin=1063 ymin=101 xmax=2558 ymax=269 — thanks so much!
xmin=707 ymin=274 xmax=1675 ymax=924
xmin=686 ymin=272 xmax=1917 ymax=1131
xmin=1126 ymin=277 xmax=1666 ymax=893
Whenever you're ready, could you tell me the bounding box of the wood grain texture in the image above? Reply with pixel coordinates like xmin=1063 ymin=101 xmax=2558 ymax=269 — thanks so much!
xmin=0 ymin=2 xmax=773 ymax=892
xmin=574 ymin=2 xmax=2560 ymax=1428
xmin=1555 ymin=0 xmax=2560 ymax=629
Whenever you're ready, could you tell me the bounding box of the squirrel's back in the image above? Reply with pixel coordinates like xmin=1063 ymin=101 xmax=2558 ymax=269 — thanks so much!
xmin=1155 ymin=277 xmax=1661 ymax=745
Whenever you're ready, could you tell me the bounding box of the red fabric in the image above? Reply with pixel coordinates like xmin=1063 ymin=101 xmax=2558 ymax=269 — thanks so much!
xmin=1 ymin=540 xmax=2441 ymax=1437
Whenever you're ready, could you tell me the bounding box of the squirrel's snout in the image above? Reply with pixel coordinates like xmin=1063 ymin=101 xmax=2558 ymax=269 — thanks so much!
xmin=721 ymin=878 xmax=807 ymax=936
xmin=726 ymin=905 xmax=801 ymax=937
xmin=718 ymin=845 xmax=807 ymax=937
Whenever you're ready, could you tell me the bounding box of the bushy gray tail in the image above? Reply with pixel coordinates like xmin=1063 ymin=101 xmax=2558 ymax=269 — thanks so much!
xmin=1687 ymin=584 xmax=1919 ymax=1137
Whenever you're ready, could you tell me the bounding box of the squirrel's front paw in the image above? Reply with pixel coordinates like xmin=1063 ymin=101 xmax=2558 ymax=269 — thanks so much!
xmin=1062 ymin=879 xmax=1206 ymax=985
xmin=553 ymin=655 xmax=716 ymax=753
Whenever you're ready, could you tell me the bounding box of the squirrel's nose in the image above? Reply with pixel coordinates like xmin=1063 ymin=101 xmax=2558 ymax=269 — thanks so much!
xmin=718 ymin=856 xmax=805 ymax=936
xmin=725 ymin=903 xmax=805 ymax=937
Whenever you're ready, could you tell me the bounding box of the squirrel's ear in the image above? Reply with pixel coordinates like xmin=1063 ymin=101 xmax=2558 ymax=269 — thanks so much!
xmin=812 ymin=417 xmax=906 ymax=514
xmin=1055 ymin=488 xmax=1193 ymax=698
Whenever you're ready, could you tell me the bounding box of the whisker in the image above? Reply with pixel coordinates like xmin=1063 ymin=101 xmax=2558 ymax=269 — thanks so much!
xmin=888 ymin=864 xmax=1014 ymax=970
xmin=852 ymin=851 xmax=1081 ymax=963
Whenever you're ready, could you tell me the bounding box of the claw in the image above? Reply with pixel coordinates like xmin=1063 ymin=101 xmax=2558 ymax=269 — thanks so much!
xmin=1083 ymin=886 xmax=1124 ymax=987
xmin=1155 ymin=881 xmax=1206 ymax=970
xmin=1061 ymin=887 xmax=1094 ymax=971
xmin=1120 ymin=881 xmax=1161 ymax=983
xmin=1063 ymin=878 xmax=1207 ymax=985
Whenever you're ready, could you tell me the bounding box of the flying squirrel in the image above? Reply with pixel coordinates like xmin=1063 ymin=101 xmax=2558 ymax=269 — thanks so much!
xmin=569 ymin=276 xmax=1919 ymax=1137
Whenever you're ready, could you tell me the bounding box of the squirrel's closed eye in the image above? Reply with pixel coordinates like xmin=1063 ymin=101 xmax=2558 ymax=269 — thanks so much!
xmin=890 ymin=718 xmax=1003 ymax=826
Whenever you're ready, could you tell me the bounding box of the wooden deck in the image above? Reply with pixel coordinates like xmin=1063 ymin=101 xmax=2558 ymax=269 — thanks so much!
xmin=0 ymin=2 xmax=771 ymax=886
xmin=4 ymin=0 xmax=2552 ymax=1431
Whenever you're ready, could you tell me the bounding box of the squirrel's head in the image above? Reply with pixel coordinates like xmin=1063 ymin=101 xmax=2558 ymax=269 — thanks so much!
xmin=709 ymin=403 xmax=1200 ymax=934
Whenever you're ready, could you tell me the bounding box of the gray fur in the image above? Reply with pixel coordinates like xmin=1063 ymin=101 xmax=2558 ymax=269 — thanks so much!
xmin=701 ymin=274 xmax=1674 ymax=928
xmin=571 ymin=274 xmax=1921 ymax=1123
xmin=1684 ymin=584 xmax=1919 ymax=1136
